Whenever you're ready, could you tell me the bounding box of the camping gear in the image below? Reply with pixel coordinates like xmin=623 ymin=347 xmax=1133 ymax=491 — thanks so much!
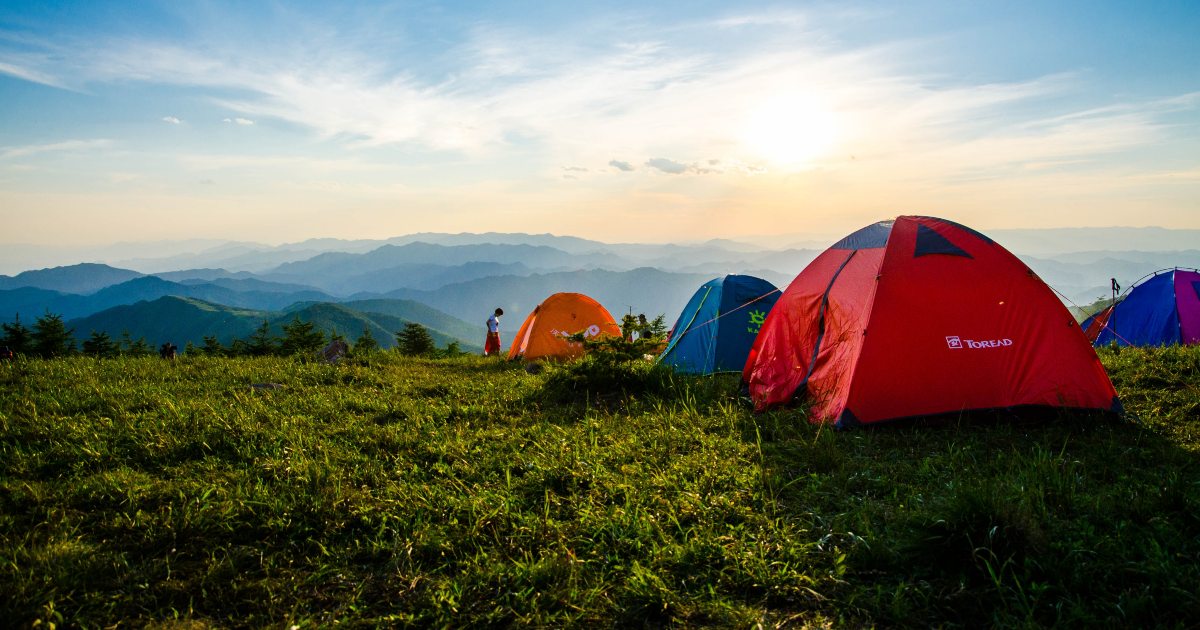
xmin=1086 ymin=268 xmax=1200 ymax=346
xmin=742 ymin=216 xmax=1120 ymax=427
xmin=658 ymin=275 xmax=780 ymax=374
xmin=507 ymin=292 xmax=621 ymax=361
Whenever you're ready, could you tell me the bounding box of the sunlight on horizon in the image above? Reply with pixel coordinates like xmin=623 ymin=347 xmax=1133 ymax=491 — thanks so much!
xmin=740 ymin=92 xmax=841 ymax=170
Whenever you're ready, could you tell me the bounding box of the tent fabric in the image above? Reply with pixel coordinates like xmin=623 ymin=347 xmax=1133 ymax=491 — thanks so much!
xmin=658 ymin=275 xmax=780 ymax=374
xmin=507 ymin=292 xmax=621 ymax=361
xmin=1081 ymin=304 xmax=1115 ymax=343
xmin=1092 ymin=269 xmax=1200 ymax=346
xmin=743 ymin=215 xmax=1119 ymax=427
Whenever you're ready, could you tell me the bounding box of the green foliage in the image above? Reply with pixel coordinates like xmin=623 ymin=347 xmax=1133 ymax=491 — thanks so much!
xmin=540 ymin=333 xmax=673 ymax=403
xmin=81 ymin=330 xmax=117 ymax=358
xmin=31 ymin=311 xmax=76 ymax=358
xmin=396 ymin=322 xmax=436 ymax=356
xmin=117 ymin=330 xmax=153 ymax=357
xmin=644 ymin=314 xmax=669 ymax=340
xmin=353 ymin=326 xmax=378 ymax=354
xmin=1 ymin=314 xmax=33 ymax=355
xmin=437 ymin=340 xmax=464 ymax=358
xmin=244 ymin=319 xmax=278 ymax=356
xmin=619 ymin=313 xmax=666 ymax=341
xmin=0 ymin=346 xmax=1197 ymax=627
xmin=279 ymin=316 xmax=326 ymax=356
xmin=200 ymin=335 xmax=226 ymax=357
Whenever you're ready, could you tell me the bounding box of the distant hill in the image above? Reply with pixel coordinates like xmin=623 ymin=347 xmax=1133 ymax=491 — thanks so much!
xmin=0 ymin=276 xmax=337 ymax=322
xmin=154 ymin=268 xmax=261 ymax=282
xmin=279 ymin=303 xmax=475 ymax=352
xmin=383 ymin=267 xmax=716 ymax=327
xmin=0 ymin=287 xmax=82 ymax=323
xmin=67 ymin=296 xmax=482 ymax=352
xmin=69 ymin=296 xmax=269 ymax=345
xmin=0 ymin=263 xmax=143 ymax=294
xmin=264 ymin=242 xmax=622 ymax=290
xmin=337 ymin=298 xmax=482 ymax=343
xmin=175 ymin=276 xmax=329 ymax=295
xmin=991 ymin=228 xmax=1200 ymax=257
xmin=336 ymin=261 xmax=535 ymax=294
xmin=86 ymin=277 xmax=335 ymax=314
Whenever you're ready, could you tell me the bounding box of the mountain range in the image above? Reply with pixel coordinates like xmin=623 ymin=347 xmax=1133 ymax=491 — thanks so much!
xmin=4 ymin=229 xmax=1200 ymax=353
xmin=67 ymin=296 xmax=482 ymax=352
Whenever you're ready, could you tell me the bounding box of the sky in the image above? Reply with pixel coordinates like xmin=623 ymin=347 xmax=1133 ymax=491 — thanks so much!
xmin=0 ymin=0 xmax=1198 ymax=248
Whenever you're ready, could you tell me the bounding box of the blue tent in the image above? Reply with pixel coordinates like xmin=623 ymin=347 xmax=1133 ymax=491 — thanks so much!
xmin=1089 ymin=268 xmax=1200 ymax=346
xmin=658 ymin=275 xmax=781 ymax=374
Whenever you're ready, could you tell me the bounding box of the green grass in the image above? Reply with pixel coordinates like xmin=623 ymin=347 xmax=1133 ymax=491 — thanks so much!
xmin=1 ymin=346 xmax=1198 ymax=627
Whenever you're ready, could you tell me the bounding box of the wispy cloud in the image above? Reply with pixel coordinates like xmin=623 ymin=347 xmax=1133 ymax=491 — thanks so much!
xmin=162 ymin=116 xmax=182 ymax=124
xmin=0 ymin=139 xmax=112 ymax=160
xmin=645 ymin=158 xmax=688 ymax=174
xmin=0 ymin=60 xmax=71 ymax=89
xmin=174 ymin=152 xmax=388 ymax=173
xmin=0 ymin=8 xmax=1192 ymax=184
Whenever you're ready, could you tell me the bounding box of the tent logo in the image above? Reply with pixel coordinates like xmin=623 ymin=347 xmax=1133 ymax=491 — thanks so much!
xmin=552 ymin=324 xmax=603 ymax=341
xmin=947 ymin=335 xmax=1013 ymax=350
xmin=747 ymin=309 xmax=767 ymax=334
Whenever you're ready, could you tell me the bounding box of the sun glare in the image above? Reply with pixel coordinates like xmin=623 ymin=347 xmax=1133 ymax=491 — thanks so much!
xmin=740 ymin=93 xmax=840 ymax=170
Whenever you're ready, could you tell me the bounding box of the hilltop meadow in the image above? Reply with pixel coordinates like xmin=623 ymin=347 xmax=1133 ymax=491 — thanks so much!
xmin=1 ymin=346 xmax=1198 ymax=627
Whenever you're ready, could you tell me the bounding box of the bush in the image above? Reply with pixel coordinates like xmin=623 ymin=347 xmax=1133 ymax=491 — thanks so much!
xmin=539 ymin=334 xmax=674 ymax=404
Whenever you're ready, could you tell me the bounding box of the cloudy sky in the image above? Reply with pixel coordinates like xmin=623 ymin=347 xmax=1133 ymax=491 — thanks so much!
xmin=1 ymin=0 xmax=1197 ymax=247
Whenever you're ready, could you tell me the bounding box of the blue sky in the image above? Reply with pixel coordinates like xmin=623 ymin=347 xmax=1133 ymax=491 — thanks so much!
xmin=1 ymin=0 xmax=1197 ymax=246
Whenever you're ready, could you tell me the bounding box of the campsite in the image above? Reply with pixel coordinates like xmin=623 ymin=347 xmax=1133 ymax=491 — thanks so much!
xmin=4 ymin=1 xmax=1200 ymax=626
xmin=3 ymin=217 xmax=1200 ymax=625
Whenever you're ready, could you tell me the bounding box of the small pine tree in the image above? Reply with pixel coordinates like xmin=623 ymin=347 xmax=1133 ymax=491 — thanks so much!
xmin=228 ymin=339 xmax=250 ymax=356
xmin=280 ymin=316 xmax=325 ymax=356
xmin=245 ymin=320 xmax=278 ymax=356
xmin=644 ymin=314 xmax=668 ymax=340
xmin=32 ymin=311 xmax=76 ymax=358
xmin=353 ymin=326 xmax=378 ymax=354
xmin=439 ymin=340 xmax=463 ymax=358
xmin=396 ymin=322 xmax=435 ymax=356
xmin=183 ymin=341 xmax=196 ymax=356
xmin=82 ymin=330 xmax=117 ymax=358
xmin=126 ymin=336 xmax=153 ymax=357
xmin=201 ymin=335 xmax=225 ymax=357
xmin=2 ymin=315 xmax=33 ymax=355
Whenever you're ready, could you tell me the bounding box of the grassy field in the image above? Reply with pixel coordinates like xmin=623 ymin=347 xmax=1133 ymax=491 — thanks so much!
xmin=1 ymin=347 xmax=1198 ymax=627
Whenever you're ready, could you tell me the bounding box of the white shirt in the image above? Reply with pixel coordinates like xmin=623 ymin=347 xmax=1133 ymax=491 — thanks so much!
xmin=487 ymin=315 xmax=500 ymax=333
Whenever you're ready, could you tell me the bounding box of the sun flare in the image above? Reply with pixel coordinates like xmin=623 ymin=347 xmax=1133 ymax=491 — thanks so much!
xmin=740 ymin=93 xmax=840 ymax=170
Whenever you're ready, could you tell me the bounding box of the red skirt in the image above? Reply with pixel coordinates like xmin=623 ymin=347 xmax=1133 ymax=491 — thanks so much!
xmin=484 ymin=331 xmax=501 ymax=356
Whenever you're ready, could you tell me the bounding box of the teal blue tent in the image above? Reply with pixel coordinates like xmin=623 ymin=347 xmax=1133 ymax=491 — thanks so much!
xmin=658 ymin=275 xmax=780 ymax=374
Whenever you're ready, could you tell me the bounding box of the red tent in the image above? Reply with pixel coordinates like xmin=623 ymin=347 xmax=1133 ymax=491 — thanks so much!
xmin=742 ymin=216 xmax=1119 ymax=427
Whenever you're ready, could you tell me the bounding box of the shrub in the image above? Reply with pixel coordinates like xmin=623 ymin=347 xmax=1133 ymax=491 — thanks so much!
xmin=539 ymin=334 xmax=674 ymax=404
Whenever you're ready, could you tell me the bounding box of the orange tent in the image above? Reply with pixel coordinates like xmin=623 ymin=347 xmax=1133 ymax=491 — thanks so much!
xmin=507 ymin=292 xmax=622 ymax=360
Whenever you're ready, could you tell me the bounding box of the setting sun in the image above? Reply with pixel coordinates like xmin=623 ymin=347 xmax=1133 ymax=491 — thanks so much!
xmin=740 ymin=92 xmax=840 ymax=170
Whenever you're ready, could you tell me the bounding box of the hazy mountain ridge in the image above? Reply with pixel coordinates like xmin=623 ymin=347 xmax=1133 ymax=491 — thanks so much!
xmin=67 ymin=296 xmax=482 ymax=352
xmin=0 ymin=263 xmax=144 ymax=294
xmin=1 ymin=274 xmax=336 ymax=322
xmin=6 ymin=231 xmax=1200 ymax=336
xmin=382 ymin=267 xmax=717 ymax=328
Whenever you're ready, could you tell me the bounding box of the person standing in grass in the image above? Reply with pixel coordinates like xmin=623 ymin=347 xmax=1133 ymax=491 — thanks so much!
xmin=484 ymin=307 xmax=503 ymax=356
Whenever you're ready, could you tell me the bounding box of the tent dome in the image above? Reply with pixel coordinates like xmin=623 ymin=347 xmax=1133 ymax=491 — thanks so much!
xmin=742 ymin=216 xmax=1119 ymax=427
xmin=658 ymin=275 xmax=780 ymax=374
xmin=1088 ymin=268 xmax=1200 ymax=346
xmin=508 ymin=292 xmax=621 ymax=361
